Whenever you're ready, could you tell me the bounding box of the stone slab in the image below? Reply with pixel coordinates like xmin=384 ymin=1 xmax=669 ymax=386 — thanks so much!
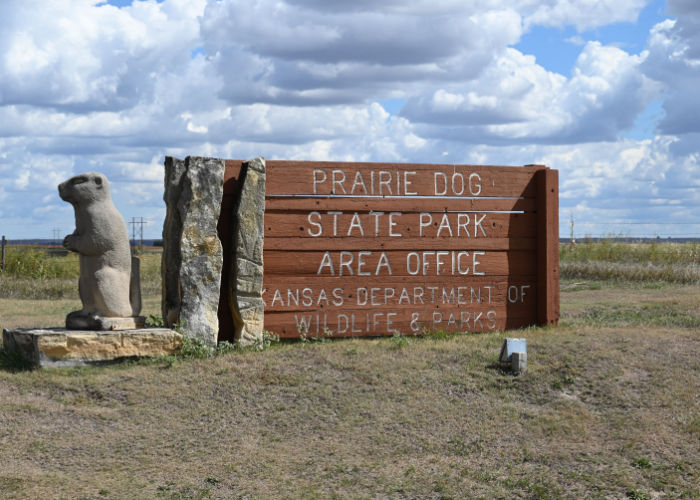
xmin=162 ymin=156 xmax=224 ymax=345
xmin=230 ymin=157 xmax=266 ymax=346
xmin=2 ymin=328 xmax=182 ymax=368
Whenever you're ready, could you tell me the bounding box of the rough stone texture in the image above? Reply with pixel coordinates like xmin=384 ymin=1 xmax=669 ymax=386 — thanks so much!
xmin=162 ymin=156 xmax=224 ymax=345
xmin=64 ymin=315 xmax=146 ymax=330
xmin=512 ymin=351 xmax=527 ymax=375
xmin=58 ymin=172 xmax=142 ymax=328
xmin=229 ymin=157 xmax=266 ymax=346
xmin=3 ymin=328 xmax=182 ymax=368
xmin=129 ymin=255 xmax=142 ymax=317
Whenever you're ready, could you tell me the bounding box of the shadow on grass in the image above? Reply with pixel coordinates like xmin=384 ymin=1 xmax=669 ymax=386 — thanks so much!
xmin=485 ymin=362 xmax=513 ymax=376
xmin=0 ymin=346 xmax=34 ymax=372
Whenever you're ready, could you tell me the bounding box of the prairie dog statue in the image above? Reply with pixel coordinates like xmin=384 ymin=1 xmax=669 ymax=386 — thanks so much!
xmin=59 ymin=172 xmax=140 ymax=326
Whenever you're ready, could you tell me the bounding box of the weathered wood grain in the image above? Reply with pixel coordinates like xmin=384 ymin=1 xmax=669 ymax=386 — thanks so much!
xmin=262 ymin=277 xmax=537 ymax=311
xmin=265 ymin=212 xmax=536 ymax=239
xmin=226 ymin=160 xmax=540 ymax=197
xmin=219 ymin=160 xmax=558 ymax=339
xmin=537 ymin=167 xmax=560 ymax=326
xmin=264 ymin=250 xmax=536 ymax=277
xmin=265 ymin=197 xmax=535 ymax=213
xmin=265 ymin=307 xmax=538 ymax=337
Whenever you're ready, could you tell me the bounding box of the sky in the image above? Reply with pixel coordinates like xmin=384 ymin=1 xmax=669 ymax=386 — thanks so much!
xmin=0 ymin=0 xmax=699 ymax=240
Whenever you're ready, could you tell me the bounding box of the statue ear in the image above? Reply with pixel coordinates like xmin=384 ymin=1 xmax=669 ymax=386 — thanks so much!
xmin=94 ymin=176 xmax=103 ymax=188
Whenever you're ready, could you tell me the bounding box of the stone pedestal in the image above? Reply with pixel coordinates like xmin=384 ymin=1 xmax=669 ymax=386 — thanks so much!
xmin=2 ymin=328 xmax=182 ymax=368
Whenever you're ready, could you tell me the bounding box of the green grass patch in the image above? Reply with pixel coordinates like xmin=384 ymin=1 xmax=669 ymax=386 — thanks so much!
xmin=567 ymin=303 xmax=700 ymax=328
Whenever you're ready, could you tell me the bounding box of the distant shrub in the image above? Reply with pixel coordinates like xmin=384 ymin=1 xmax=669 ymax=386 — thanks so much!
xmin=561 ymin=241 xmax=699 ymax=266
xmin=560 ymin=241 xmax=700 ymax=283
xmin=1 ymin=246 xmax=79 ymax=279
xmin=0 ymin=245 xmax=162 ymax=299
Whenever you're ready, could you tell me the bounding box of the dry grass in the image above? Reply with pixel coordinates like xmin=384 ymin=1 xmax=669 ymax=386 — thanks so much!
xmin=560 ymin=240 xmax=700 ymax=265
xmin=0 ymin=246 xmax=162 ymax=299
xmin=0 ymin=295 xmax=161 ymax=330
xmin=1 ymin=282 xmax=699 ymax=499
xmin=561 ymin=260 xmax=700 ymax=284
xmin=560 ymin=241 xmax=700 ymax=284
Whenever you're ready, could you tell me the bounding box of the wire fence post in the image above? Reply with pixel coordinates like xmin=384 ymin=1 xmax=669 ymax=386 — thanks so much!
xmin=1 ymin=235 xmax=6 ymax=272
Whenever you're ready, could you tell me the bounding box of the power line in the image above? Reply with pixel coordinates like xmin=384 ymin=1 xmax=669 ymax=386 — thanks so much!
xmin=128 ymin=217 xmax=147 ymax=253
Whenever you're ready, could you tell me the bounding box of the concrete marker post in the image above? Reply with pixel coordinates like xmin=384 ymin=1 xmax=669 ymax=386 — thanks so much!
xmin=511 ymin=351 xmax=527 ymax=375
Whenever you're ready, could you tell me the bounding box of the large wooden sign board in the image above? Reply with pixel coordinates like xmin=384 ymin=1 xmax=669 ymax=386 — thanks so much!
xmin=218 ymin=161 xmax=558 ymax=340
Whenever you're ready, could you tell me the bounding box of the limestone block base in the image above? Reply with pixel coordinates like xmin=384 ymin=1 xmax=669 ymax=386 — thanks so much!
xmin=2 ymin=328 xmax=182 ymax=368
xmin=66 ymin=315 xmax=146 ymax=330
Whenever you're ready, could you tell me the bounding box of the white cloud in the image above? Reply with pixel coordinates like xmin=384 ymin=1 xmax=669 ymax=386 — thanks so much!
xmin=522 ymin=0 xmax=647 ymax=32
xmin=0 ymin=0 xmax=206 ymax=111
xmin=0 ymin=0 xmax=697 ymax=238
xmin=643 ymin=14 xmax=700 ymax=135
xmin=402 ymin=42 xmax=659 ymax=144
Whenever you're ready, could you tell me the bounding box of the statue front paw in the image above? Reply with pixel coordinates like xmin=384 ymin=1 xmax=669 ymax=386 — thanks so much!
xmin=63 ymin=234 xmax=76 ymax=252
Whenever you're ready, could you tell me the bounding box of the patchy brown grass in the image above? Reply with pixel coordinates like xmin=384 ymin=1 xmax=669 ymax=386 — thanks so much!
xmin=0 ymin=295 xmax=161 ymax=330
xmin=1 ymin=282 xmax=698 ymax=499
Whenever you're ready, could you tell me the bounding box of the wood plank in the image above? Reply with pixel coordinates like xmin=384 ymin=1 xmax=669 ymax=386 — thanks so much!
xmin=264 ymin=237 xmax=535 ymax=251
xmin=262 ymin=161 xmax=539 ymax=198
xmin=262 ymin=277 xmax=536 ymax=311
xmin=265 ymin=197 xmax=535 ymax=213
xmin=264 ymin=212 xmax=536 ymax=239
xmin=264 ymin=307 xmax=537 ymax=338
xmin=223 ymin=161 xmax=243 ymax=195
xmin=263 ymin=250 xmax=536 ymax=277
xmin=536 ymin=168 xmax=560 ymax=325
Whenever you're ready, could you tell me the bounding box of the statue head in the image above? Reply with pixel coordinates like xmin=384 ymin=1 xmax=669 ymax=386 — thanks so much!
xmin=58 ymin=172 xmax=111 ymax=206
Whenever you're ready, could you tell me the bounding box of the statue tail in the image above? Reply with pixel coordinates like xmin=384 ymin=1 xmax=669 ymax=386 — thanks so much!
xmin=130 ymin=256 xmax=142 ymax=316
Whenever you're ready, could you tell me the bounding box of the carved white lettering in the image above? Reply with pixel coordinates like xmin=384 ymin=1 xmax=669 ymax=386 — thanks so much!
xmin=332 ymin=169 xmax=347 ymax=194
xmin=351 ymin=171 xmax=368 ymax=195
xmin=378 ymin=170 xmax=392 ymax=195
xmin=404 ymin=171 xmax=417 ymax=195
xmin=348 ymin=212 xmax=364 ymax=237
xmin=339 ymin=251 xmax=354 ymax=275
xmin=389 ymin=212 xmax=402 ymax=237
xmin=469 ymin=172 xmax=482 ymax=195
xmin=307 ymin=211 xmax=322 ymax=237
xmin=317 ymin=252 xmax=334 ymax=275
xmin=405 ymin=251 xmax=485 ymax=275
xmin=312 ymin=169 xmax=327 ymax=194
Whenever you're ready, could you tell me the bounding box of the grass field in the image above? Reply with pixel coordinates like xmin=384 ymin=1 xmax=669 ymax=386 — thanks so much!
xmin=0 ymin=244 xmax=698 ymax=499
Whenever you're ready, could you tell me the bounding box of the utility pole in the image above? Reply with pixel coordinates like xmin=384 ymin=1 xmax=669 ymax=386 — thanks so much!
xmin=52 ymin=228 xmax=61 ymax=245
xmin=1 ymin=235 xmax=6 ymax=272
xmin=129 ymin=217 xmax=147 ymax=254
xmin=569 ymin=211 xmax=576 ymax=246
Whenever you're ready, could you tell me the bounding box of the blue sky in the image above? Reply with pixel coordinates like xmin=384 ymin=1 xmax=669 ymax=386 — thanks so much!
xmin=0 ymin=0 xmax=699 ymax=239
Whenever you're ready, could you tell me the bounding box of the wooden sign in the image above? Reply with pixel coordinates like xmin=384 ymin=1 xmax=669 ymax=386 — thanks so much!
xmin=218 ymin=161 xmax=558 ymax=340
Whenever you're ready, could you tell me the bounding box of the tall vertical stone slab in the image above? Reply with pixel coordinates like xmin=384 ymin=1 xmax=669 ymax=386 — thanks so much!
xmin=230 ymin=158 xmax=266 ymax=346
xmin=162 ymin=156 xmax=224 ymax=345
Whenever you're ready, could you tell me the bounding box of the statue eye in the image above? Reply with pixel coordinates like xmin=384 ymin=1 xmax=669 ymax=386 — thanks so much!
xmin=72 ymin=176 xmax=88 ymax=185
